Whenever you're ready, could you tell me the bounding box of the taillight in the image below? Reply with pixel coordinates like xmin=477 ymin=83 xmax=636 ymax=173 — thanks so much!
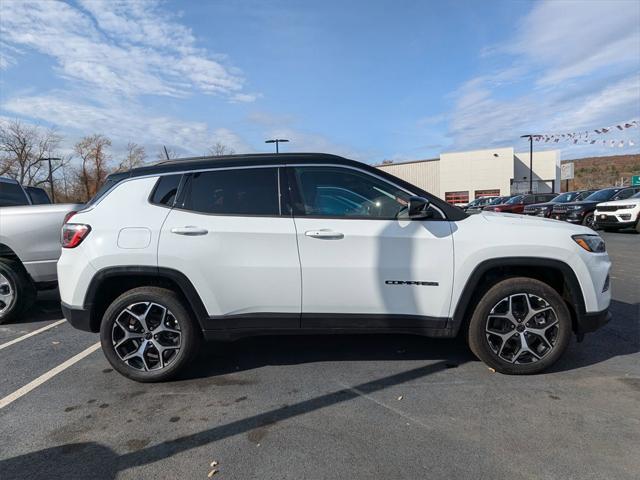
xmin=62 ymin=223 xmax=91 ymax=248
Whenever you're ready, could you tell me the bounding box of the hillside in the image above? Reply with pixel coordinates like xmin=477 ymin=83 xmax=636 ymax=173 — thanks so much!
xmin=561 ymin=154 xmax=640 ymax=190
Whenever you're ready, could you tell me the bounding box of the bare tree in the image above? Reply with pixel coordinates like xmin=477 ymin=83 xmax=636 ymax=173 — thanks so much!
xmin=74 ymin=134 xmax=112 ymax=200
xmin=208 ymin=141 xmax=235 ymax=156
xmin=116 ymin=142 xmax=146 ymax=172
xmin=0 ymin=119 xmax=63 ymax=186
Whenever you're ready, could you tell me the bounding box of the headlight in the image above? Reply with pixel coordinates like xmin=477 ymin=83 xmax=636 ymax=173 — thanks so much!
xmin=572 ymin=234 xmax=606 ymax=253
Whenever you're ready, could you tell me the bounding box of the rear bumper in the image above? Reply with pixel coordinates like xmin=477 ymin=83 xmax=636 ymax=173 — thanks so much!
xmin=576 ymin=308 xmax=611 ymax=335
xmin=61 ymin=302 xmax=95 ymax=332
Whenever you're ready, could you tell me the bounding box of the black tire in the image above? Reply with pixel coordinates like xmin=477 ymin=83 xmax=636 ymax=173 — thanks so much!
xmin=467 ymin=277 xmax=571 ymax=375
xmin=582 ymin=212 xmax=595 ymax=229
xmin=100 ymin=287 xmax=201 ymax=382
xmin=0 ymin=258 xmax=36 ymax=325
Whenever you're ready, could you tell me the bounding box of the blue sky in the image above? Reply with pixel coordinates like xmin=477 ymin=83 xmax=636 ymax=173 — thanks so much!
xmin=0 ymin=0 xmax=638 ymax=163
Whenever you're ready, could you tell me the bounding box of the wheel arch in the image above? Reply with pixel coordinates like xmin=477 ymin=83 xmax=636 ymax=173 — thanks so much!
xmin=452 ymin=257 xmax=586 ymax=337
xmin=83 ymin=266 xmax=208 ymax=333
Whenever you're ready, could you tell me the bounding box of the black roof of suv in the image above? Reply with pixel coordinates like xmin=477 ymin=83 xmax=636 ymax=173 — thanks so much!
xmin=100 ymin=153 xmax=468 ymax=221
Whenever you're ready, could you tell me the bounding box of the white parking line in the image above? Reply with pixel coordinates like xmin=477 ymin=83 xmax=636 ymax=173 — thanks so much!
xmin=0 ymin=342 xmax=101 ymax=410
xmin=0 ymin=319 xmax=67 ymax=351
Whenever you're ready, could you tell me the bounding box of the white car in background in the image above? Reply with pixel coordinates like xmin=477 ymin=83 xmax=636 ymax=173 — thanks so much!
xmin=594 ymin=191 xmax=640 ymax=232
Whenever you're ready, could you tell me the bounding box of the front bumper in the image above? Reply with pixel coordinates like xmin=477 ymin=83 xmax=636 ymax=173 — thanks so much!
xmin=576 ymin=308 xmax=611 ymax=335
xmin=552 ymin=211 xmax=585 ymax=223
xmin=61 ymin=302 xmax=96 ymax=332
xmin=594 ymin=213 xmax=638 ymax=228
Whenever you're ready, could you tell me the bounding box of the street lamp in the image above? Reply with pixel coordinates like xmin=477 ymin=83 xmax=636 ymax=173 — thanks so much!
xmin=265 ymin=138 xmax=289 ymax=154
xmin=39 ymin=157 xmax=60 ymax=203
xmin=520 ymin=135 xmax=536 ymax=194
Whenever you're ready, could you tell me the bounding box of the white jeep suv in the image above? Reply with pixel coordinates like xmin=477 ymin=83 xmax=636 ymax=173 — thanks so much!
xmin=594 ymin=191 xmax=640 ymax=232
xmin=58 ymin=153 xmax=611 ymax=382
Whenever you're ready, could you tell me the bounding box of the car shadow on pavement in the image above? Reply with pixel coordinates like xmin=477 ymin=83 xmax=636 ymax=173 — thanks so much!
xmin=0 ymin=360 xmax=458 ymax=480
xmin=180 ymin=333 xmax=472 ymax=381
xmin=550 ymin=299 xmax=639 ymax=373
xmin=11 ymin=289 xmax=64 ymax=325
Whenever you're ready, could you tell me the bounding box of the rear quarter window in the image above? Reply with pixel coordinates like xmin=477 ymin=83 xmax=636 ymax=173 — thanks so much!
xmin=150 ymin=175 xmax=182 ymax=207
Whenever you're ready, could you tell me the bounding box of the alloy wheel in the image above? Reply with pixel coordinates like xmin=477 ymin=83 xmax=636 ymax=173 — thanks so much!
xmin=0 ymin=273 xmax=15 ymax=318
xmin=485 ymin=293 xmax=559 ymax=364
xmin=112 ymin=302 xmax=182 ymax=371
xmin=584 ymin=214 xmax=595 ymax=228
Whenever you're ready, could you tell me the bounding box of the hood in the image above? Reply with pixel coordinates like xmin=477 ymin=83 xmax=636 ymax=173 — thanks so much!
xmin=525 ymin=201 xmax=555 ymax=209
xmin=478 ymin=210 xmax=588 ymax=232
xmin=558 ymin=200 xmax=598 ymax=208
xmin=596 ymin=198 xmax=640 ymax=207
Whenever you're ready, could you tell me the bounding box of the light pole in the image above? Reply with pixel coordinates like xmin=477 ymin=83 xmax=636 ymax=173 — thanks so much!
xmin=520 ymin=135 xmax=535 ymax=194
xmin=39 ymin=157 xmax=60 ymax=203
xmin=265 ymin=138 xmax=289 ymax=153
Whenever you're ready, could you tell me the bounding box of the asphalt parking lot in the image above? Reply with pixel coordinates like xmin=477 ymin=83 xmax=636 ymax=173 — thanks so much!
xmin=0 ymin=231 xmax=638 ymax=480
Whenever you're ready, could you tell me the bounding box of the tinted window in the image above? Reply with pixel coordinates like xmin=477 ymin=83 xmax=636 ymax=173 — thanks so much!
xmin=575 ymin=191 xmax=594 ymax=201
xmin=612 ymin=188 xmax=636 ymax=200
xmin=584 ymin=189 xmax=619 ymax=202
xmin=182 ymin=168 xmax=279 ymax=215
xmin=291 ymin=166 xmax=414 ymax=219
xmin=25 ymin=186 xmax=51 ymax=204
xmin=506 ymin=195 xmax=524 ymax=204
xmin=0 ymin=181 xmax=29 ymax=207
xmin=150 ymin=175 xmax=181 ymax=206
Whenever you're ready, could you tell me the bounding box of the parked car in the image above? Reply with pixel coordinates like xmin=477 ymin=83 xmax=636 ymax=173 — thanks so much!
xmin=463 ymin=196 xmax=500 ymax=214
xmin=523 ymin=190 xmax=595 ymax=218
xmin=552 ymin=187 xmax=640 ymax=228
xmin=483 ymin=193 xmax=557 ymax=214
xmin=594 ymin=191 xmax=640 ymax=232
xmin=58 ymin=153 xmax=611 ymax=381
xmin=0 ymin=177 xmax=83 ymax=323
xmin=465 ymin=195 xmax=511 ymax=215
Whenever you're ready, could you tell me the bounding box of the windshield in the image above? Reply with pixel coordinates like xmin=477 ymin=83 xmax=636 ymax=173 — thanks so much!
xmin=505 ymin=195 xmax=523 ymax=204
xmin=551 ymin=192 xmax=578 ymax=203
xmin=584 ymin=189 xmax=618 ymax=202
xmin=489 ymin=196 xmax=507 ymax=205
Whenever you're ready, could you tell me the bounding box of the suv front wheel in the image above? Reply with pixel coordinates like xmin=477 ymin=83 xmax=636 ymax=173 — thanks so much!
xmin=100 ymin=287 xmax=200 ymax=382
xmin=467 ymin=277 xmax=571 ymax=374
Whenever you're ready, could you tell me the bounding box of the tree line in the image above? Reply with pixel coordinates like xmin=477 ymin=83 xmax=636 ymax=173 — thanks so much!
xmin=0 ymin=119 xmax=234 ymax=203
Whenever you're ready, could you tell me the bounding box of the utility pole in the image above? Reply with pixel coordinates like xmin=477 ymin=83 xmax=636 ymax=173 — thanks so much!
xmin=265 ymin=138 xmax=289 ymax=154
xmin=520 ymin=134 xmax=535 ymax=194
xmin=39 ymin=157 xmax=60 ymax=203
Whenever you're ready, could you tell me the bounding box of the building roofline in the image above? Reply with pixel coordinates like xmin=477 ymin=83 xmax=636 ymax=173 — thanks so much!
xmin=375 ymin=157 xmax=439 ymax=168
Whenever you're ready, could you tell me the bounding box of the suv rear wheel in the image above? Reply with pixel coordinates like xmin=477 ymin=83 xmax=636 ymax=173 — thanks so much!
xmin=100 ymin=287 xmax=200 ymax=382
xmin=467 ymin=277 xmax=571 ymax=374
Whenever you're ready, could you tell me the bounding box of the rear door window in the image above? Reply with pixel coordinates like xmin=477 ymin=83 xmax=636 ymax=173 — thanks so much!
xmin=181 ymin=168 xmax=280 ymax=216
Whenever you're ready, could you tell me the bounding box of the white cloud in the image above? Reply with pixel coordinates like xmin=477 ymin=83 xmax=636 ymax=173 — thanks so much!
xmin=0 ymin=0 xmax=251 ymax=99
xmin=508 ymin=0 xmax=640 ymax=86
xmin=1 ymin=93 xmax=252 ymax=155
xmin=441 ymin=0 xmax=640 ymax=155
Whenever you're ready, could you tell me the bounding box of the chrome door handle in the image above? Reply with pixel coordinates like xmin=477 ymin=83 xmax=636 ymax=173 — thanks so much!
xmin=305 ymin=229 xmax=344 ymax=239
xmin=171 ymin=226 xmax=209 ymax=236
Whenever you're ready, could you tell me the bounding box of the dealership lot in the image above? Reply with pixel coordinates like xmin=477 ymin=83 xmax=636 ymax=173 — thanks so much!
xmin=0 ymin=231 xmax=638 ymax=480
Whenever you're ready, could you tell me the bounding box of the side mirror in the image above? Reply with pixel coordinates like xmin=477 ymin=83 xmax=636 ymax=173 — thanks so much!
xmin=408 ymin=196 xmax=432 ymax=219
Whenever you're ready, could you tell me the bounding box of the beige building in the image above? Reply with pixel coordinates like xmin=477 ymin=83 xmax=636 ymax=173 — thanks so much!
xmin=377 ymin=147 xmax=561 ymax=205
